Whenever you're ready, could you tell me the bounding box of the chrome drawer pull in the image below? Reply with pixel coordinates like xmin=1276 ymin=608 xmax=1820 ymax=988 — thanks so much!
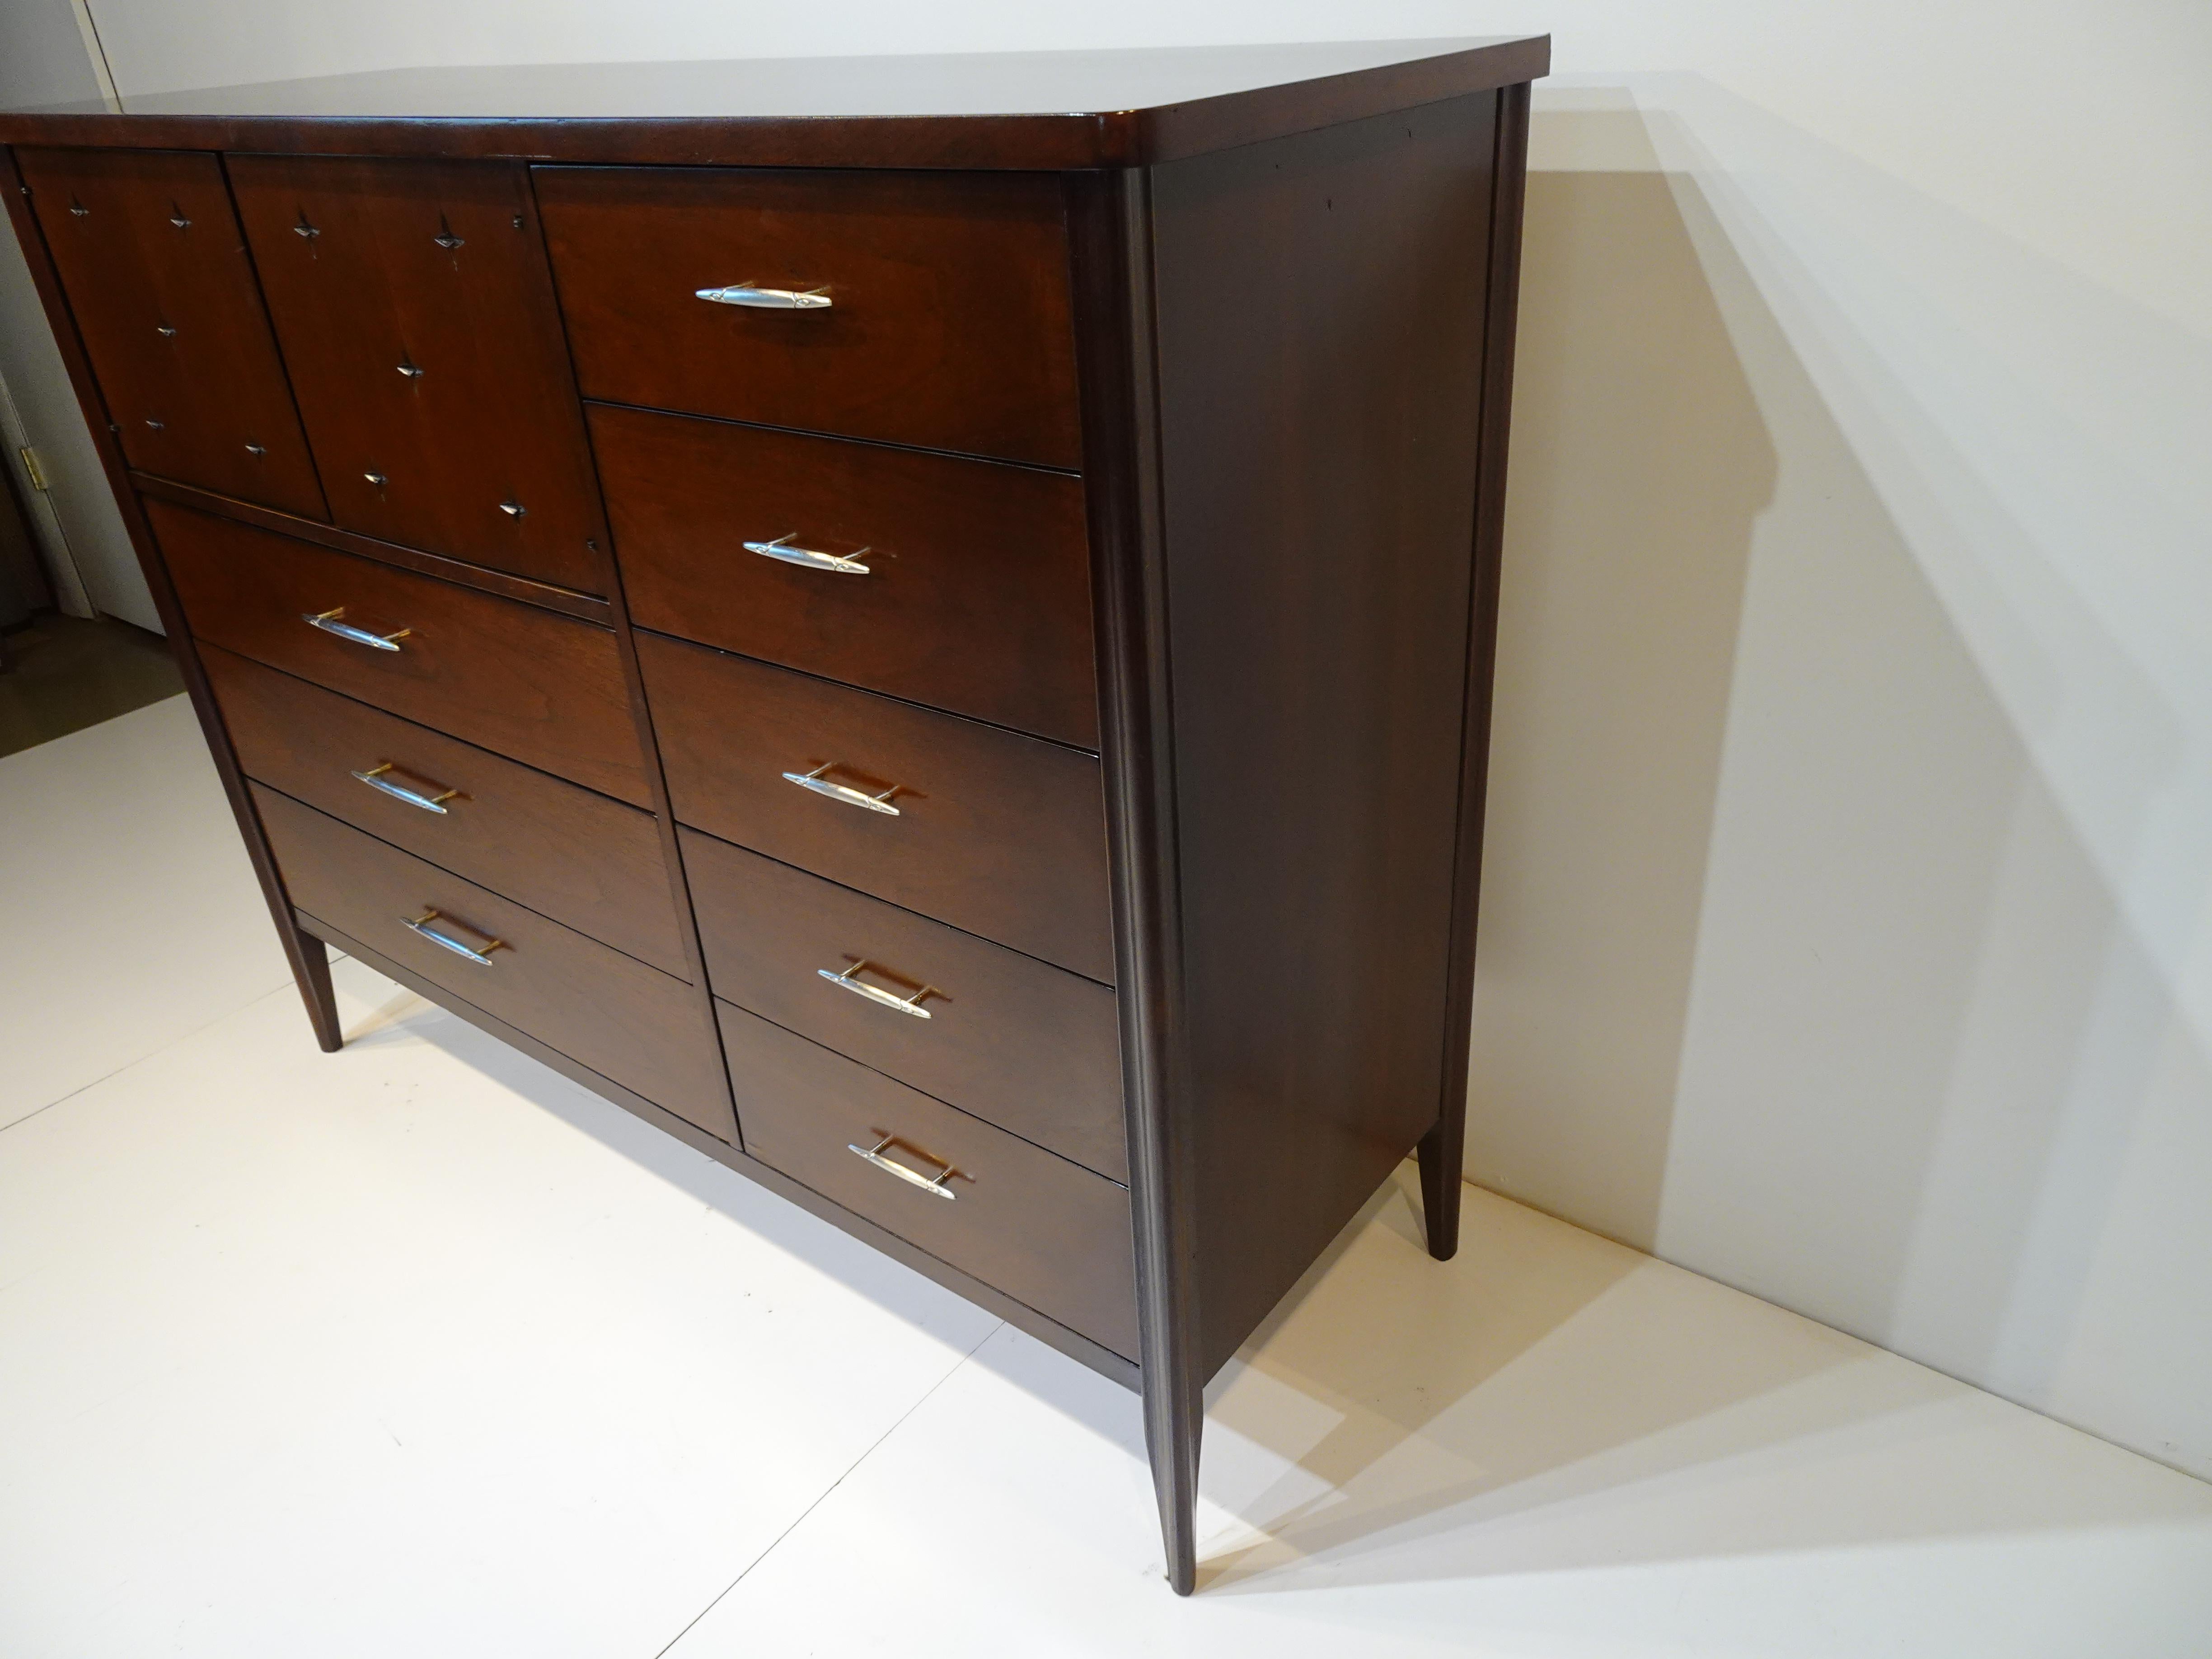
xmin=820 ymin=960 xmax=934 ymax=1019
xmin=848 ymin=1134 xmax=959 ymax=1200
xmin=782 ymin=762 xmax=900 ymax=816
xmin=402 ymin=909 xmax=503 ymax=965
xmin=352 ymin=761 xmax=459 ymax=814
xmin=304 ymin=606 xmax=411 ymax=651
xmin=696 ymin=283 xmax=832 ymax=311
xmin=745 ymin=534 xmax=870 ymax=575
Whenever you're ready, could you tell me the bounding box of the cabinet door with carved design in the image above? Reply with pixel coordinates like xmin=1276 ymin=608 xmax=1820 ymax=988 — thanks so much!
xmin=19 ymin=145 xmax=326 ymax=517
xmin=230 ymin=156 xmax=609 ymax=595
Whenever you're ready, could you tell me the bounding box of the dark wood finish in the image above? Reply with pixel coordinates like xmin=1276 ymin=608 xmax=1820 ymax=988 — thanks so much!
xmin=150 ymin=500 xmax=652 ymax=804
xmin=641 ymin=631 xmax=1114 ymax=980
xmin=5 ymin=42 xmax=1543 ymax=1598
xmin=538 ymin=166 xmax=1082 ymax=469
xmin=228 ymin=155 xmax=610 ymax=594
xmin=1065 ymin=166 xmax=1206 ymax=1598
xmin=1424 ymin=80 xmax=1532 ymax=1264
xmin=301 ymin=914 xmax=1137 ymax=1388
xmin=257 ymin=784 xmax=733 ymax=1137
xmin=591 ymin=404 xmax=1097 ymax=747
xmin=0 ymin=143 xmax=344 ymax=1055
xmin=1148 ymin=94 xmax=1499 ymax=1381
xmin=206 ymin=644 xmax=688 ymax=976
xmin=130 ymin=472 xmax=613 ymax=622
xmin=682 ymin=829 xmax=1125 ymax=1181
xmin=591 ymin=478 xmax=735 ymax=1137
xmin=14 ymin=145 xmax=326 ymax=517
xmin=719 ymin=998 xmax=1137 ymax=1358
xmin=0 ymin=40 xmax=1548 ymax=169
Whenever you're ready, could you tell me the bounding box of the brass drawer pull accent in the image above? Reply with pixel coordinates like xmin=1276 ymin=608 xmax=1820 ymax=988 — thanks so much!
xmin=848 ymin=1134 xmax=959 ymax=1200
xmin=397 ymin=360 xmax=425 ymax=379
xmin=303 ymin=606 xmax=411 ymax=651
xmin=292 ymin=211 xmax=319 ymax=239
xmin=352 ymin=761 xmax=459 ymax=814
xmin=696 ymin=282 xmax=831 ymax=311
xmin=167 ymin=206 xmax=191 ymax=230
xmin=244 ymin=442 xmax=267 ymax=456
xmin=402 ymin=908 xmax=503 ymax=966
xmin=498 ymin=500 xmax=526 ymax=519
xmin=782 ymin=761 xmax=900 ymax=816
xmin=820 ymin=959 xmax=934 ymax=1019
xmin=746 ymin=534 xmax=870 ymax=575
xmin=156 ymin=323 xmax=176 ymax=338
xmin=364 ymin=470 xmax=388 ymax=487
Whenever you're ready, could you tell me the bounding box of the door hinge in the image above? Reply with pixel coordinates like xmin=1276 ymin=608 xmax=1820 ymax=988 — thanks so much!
xmin=19 ymin=445 xmax=48 ymax=491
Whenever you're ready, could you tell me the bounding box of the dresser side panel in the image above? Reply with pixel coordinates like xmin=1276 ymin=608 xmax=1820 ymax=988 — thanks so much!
xmin=1148 ymin=93 xmax=1500 ymax=1376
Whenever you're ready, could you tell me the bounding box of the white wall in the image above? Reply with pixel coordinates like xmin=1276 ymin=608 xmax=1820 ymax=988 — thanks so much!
xmin=47 ymin=3 xmax=2212 ymax=1478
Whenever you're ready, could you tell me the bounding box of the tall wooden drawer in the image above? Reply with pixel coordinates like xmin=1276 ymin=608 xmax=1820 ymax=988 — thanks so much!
xmin=721 ymin=1000 xmax=1135 ymax=1358
xmin=17 ymin=146 xmax=325 ymax=517
xmin=228 ymin=155 xmax=610 ymax=595
xmin=641 ymin=631 xmax=1114 ymax=982
xmin=592 ymin=404 xmax=1097 ymax=748
xmin=209 ymin=646 xmax=686 ymax=976
xmin=255 ymin=785 xmax=733 ymax=1139
xmin=152 ymin=500 xmax=651 ymax=806
xmin=535 ymin=166 xmax=1082 ymax=469
xmin=683 ymin=830 xmax=1124 ymax=1181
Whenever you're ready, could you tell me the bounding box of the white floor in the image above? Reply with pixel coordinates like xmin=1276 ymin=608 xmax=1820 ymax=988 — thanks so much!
xmin=4 ymin=697 xmax=2209 ymax=1658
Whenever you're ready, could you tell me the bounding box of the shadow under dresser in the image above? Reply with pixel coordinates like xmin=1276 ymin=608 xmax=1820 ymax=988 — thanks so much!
xmin=0 ymin=34 xmax=1547 ymax=1593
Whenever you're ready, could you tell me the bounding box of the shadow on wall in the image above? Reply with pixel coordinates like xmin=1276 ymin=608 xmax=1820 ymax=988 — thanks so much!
xmin=1467 ymin=84 xmax=2212 ymax=1479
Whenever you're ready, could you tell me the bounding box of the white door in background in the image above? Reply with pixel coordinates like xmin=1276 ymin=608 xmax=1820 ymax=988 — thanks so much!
xmin=0 ymin=0 xmax=161 ymax=633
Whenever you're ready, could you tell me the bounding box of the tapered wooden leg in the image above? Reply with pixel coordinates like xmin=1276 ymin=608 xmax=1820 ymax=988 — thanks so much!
xmin=286 ymin=926 xmax=344 ymax=1053
xmin=1144 ymin=1368 xmax=1203 ymax=1594
xmin=1417 ymin=1115 xmax=1463 ymax=1261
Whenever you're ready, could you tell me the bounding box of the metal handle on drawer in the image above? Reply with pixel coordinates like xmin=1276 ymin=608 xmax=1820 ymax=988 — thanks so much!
xmin=745 ymin=534 xmax=871 ymax=576
xmin=304 ymin=606 xmax=411 ymax=652
xmin=820 ymin=960 xmax=934 ymax=1020
xmin=848 ymin=1134 xmax=959 ymax=1200
xmin=352 ymin=762 xmax=460 ymax=815
xmin=696 ymin=282 xmax=831 ymax=310
xmin=401 ymin=909 xmax=503 ymax=966
xmin=782 ymin=762 xmax=901 ymax=816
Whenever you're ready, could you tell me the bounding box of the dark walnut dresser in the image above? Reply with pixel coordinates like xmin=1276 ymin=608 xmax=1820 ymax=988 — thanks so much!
xmin=0 ymin=36 xmax=1544 ymax=1593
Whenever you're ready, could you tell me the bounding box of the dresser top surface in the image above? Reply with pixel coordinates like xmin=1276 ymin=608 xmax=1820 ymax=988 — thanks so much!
xmin=0 ymin=37 xmax=1548 ymax=169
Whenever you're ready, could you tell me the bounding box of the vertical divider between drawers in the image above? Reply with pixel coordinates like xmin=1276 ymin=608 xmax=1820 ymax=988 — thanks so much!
xmin=516 ymin=161 xmax=742 ymax=1150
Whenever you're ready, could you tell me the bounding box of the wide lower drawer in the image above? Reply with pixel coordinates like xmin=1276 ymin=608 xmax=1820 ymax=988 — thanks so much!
xmin=535 ymin=165 xmax=1082 ymax=470
xmin=721 ymin=1000 xmax=1136 ymax=1358
xmin=253 ymin=784 xmax=733 ymax=1139
xmin=154 ymin=500 xmax=651 ymax=805
xmin=210 ymin=645 xmax=687 ymax=977
xmin=683 ymin=830 xmax=1125 ymax=1181
xmin=642 ymin=633 xmax=1114 ymax=981
xmin=592 ymin=404 xmax=1098 ymax=747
